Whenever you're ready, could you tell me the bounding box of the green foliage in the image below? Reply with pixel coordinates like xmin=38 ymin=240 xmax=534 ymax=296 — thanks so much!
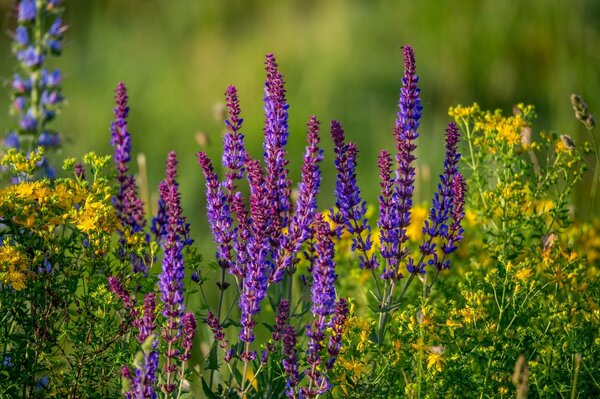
xmin=0 ymin=152 xmax=131 ymax=398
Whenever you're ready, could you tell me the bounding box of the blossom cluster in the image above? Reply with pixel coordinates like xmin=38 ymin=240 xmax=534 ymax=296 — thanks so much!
xmin=4 ymin=0 xmax=66 ymax=178
xmin=331 ymin=45 xmax=467 ymax=341
xmin=197 ymin=54 xmax=350 ymax=397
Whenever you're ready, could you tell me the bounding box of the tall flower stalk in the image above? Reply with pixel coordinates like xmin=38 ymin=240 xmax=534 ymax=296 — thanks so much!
xmin=332 ymin=45 xmax=466 ymax=343
xmin=110 ymin=83 xmax=149 ymax=274
xmin=4 ymin=0 xmax=66 ymax=178
xmin=116 ymin=152 xmax=197 ymax=398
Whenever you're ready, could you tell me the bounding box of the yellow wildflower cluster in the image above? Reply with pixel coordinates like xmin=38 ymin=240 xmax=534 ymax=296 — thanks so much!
xmin=0 ymin=152 xmax=118 ymax=289
xmin=450 ymin=103 xmax=535 ymax=150
xmin=0 ymin=244 xmax=30 ymax=290
xmin=1 ymin=148 xmax=45 ymax=177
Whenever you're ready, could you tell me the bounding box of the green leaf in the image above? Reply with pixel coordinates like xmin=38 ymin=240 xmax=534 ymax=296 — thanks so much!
xmin=201 ymin=377 xmax=221 ymax=399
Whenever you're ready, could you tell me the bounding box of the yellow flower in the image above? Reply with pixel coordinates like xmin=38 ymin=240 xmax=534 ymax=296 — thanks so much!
xmin=0 ymin=244 xmax=29 ymax=290
xmin=448 ymin=103 xmax=480 ymax=120
xmin=411 ymin=337 xmax=427 ymax=351
xmin=515 ymin=268 xmax=532 ymax=281
xmin=459 ymin=307 xmax=476 ymax=324
xmin=427 ymin=352 xmax=445 ymax=372
xmin=7 ymin=269 xmax=27 ymax=290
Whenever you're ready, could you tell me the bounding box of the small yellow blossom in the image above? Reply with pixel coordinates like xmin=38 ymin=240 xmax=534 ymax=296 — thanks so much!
xmin=515 ymin=268 xmax=532 ymax=281
xmin=427 ymin=352 xmax=445 ymax=372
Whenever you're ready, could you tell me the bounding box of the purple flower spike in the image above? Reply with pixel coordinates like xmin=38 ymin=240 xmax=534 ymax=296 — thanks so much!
xmin=311 ymin=214 xmax=337 ymax=317
xmin=222 ymin=85 xmax=247 ymax=197
xmin=197 ymin=151 xmax=234 ymax=270
xmin=180 ymin=312 xmax=197 ymax=361
xmin=263 ymin=53 xmax=291 ymax=252
xmin=238 ymin=159 xmax=271 ymax=344
xmin=411 ymin=123 xmax=461 ymax=274
xmin=378 ymin=150 xmax=401 ymax=279
xmin=272 ymin=299 xmax=290 ymax=344
xmin=152 ymin=151 xmax=187 ymax=244
xmin=110 ymin=83 xmax=148 ymax=273
xmin=137 ymin=293 xmax=156 ymax=343
xmin=158 ymin=180 xmax=186 ymax=318
xmin=303 ymin=214 xmax=337 ymax=397
xmin=331 ymin=120 xmax=379 ymax=270
xmin=390 ymin=45 xmax=423 ymax=276
xmin=205 ymin=311 xmax=227 ymax=349
xmin=326 ymin=298 xmax=349 ymax=370
xmin=271 ymin=115 xmax=323 ymax=284
xmin=282 ymin=326 xmax=299 ymax=398
xmin=438 ymin=172 xmax=466 ymax=269
xmin=231 ymin=191 xmax=250 ymax=278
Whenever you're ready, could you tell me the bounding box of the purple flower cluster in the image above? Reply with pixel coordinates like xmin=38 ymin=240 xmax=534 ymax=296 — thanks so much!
xmin=151 ymin=151 xmax=179 ymax=243
xmin=113 ymin=150 xmax=197 ymax=397
xmin=334 ymin=45 xmax=465 ymax=281
xmin=263 ymin=53 xmax=292 ymax=250
xmin=197 ymin=152 xmax=234 ymax=270
xmin=4 ymin=0 xmax=67 ymax=177
xmin=205 ymin=311 xmax=227 ymax=349
xmin=197 ymin=54 xmax=324 ymax=366
xmin=110 ymin=83 xmax=149 ymax=274
xmin=411 ymin=123 xmax=462 ymax=274
xmin=222 ymin=85 xmax=247 ymax=197
xmin=271 ymin=115 xmax=323 ymax=284
xmin=331 ymin=121 xmax=378 ymax=270
xmin=282 ymin=326 xmax=299 ymax=397
xmin=380 ymin=45 xmax=423 ymax=280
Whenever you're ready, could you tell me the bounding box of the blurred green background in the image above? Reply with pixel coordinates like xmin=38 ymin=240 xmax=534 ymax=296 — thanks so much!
xmin=1 ymin=0 xmax=600 ymax=253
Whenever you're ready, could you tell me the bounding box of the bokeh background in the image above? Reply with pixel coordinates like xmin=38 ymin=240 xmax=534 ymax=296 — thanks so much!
xmin=1 ymin=0 xmax=600 ymax=252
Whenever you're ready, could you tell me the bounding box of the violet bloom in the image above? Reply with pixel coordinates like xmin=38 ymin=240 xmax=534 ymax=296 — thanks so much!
xmin=158 ymin=180 xmax=186 ymax=391
xmin=282 ymin=326 xmax=299 ymax=398
xmin=131 ymin=336 xmax=158 ymax=399
xmin=310 ymin=214 xmax=337 ymax=317
xmin=19 ymin=109 xmax=37 ymax=131
xmin=18 ymin=0 xmax=36 ymax=22
xmin=180 ymin=312 xmax=197 ymax=362
xmin=231 ymin=191 xmax=250 ymax=278
xmin=158 ymin=181 xmax=186 ymax=320
xmin=238 ymin=159 xmax=270 ymax=344
xmin=37 ymin=131 xmax=61 ymax=147
xmin=12 ymin=74 xmax=30 ymax=93
xmin=326 ymin=298 xmax=349 ymax=370
xmin=331 ymin=120 xmax=378 ymax=270
xmin=263 ymin=53 xmax=291 ymax=251
xmin=388 ymin=45 xmax=423 ymax=277
xmin=110 ymin=83 xmax=148 ymax=273
xmin=303 ymin=214 xmax=336 ymax=397
xmin=197 ymin=151 xmax=234 ymax=270
xmin=436 ymin=172 xmax=466 ymax=270
xmin=151 ymin=151 xmax=187 ymax=244
xmin=17 ymin=46 xmax=44 ymax=67
xmin=222 ymin=85 xmax=247 ymax=197
xmin=272 ymin=299 xmax=290 ymax=343
xmin=411 ymin=123 xmax=461 ymax=274
xmin=137 ymin=293 xmax=156 ymax=343
xmin=15 ymin=27 xmax=29 ymax=46
xmin=3 ymin=133 xmax=20 ymax=149
xmin=377 ymin=150 xmax=400 ymax=279
xmin=74 ymin=163 xmax=85 ymax=180
xmin=107 ymin=276 xmax=138 ymax=319
xmin=271 ymin=115 xmax=323 ymax=284
xmin=205 ymin=311 xmax=227 ymax=349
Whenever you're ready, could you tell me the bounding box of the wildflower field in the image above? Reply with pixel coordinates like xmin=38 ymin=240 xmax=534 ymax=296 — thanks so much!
xmin=0 ymin=1 xmax=599 ymax=398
